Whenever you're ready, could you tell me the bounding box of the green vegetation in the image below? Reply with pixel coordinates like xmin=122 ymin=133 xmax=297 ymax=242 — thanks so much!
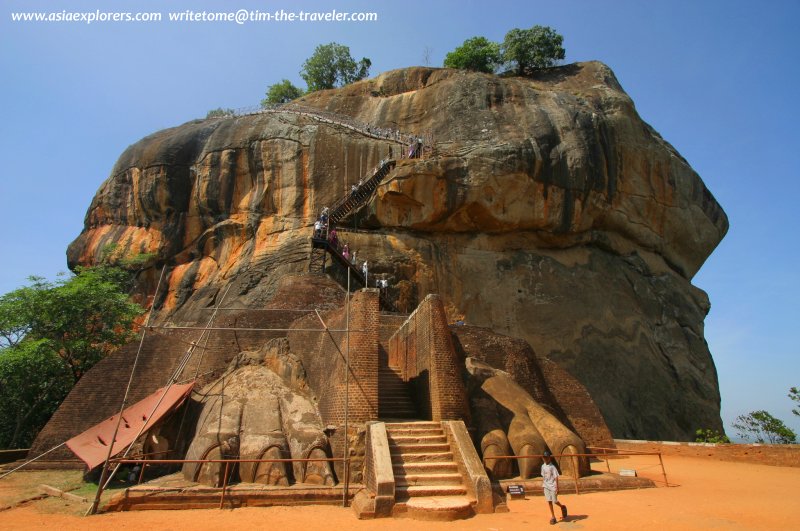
xmin=300 ymin=42 xmax=371 ymax=92
xmin=0 ymin=267 xmax=143 ymax=448
xmin=0 ymin=340 xmax=72 ymax=449
xmin=261 ymin=79 xmax=304 ymax=107
xmin=443 ymin=25 xmax=566 ymax=75
xmin=790 ymin=387 xmax=799 ymax=417
xmin=443 ymin=36 xmax=501 ymax=73
xmin=205 ymin=107 xmax=235 ymax=119
xmin=502 ymin=25 xmax=565 ymax=74
xmin=694 ymin=428 xmax=731 ymax=444
xmin=732 ymin=410 xmax=797 ymax=444
xmin=255 ymin=42 xmax=369 ymax=112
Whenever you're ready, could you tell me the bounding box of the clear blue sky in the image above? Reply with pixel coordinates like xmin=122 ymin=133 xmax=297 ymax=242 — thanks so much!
xmin=2 ymin=0 xmax=798 ymax=438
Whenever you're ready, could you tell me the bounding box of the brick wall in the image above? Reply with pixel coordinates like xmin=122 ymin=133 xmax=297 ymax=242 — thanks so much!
xmin=29 ymin=328 xmax=196 ymax=460
xmin=615 ymin=440 xmax=800 ymax=468
xmin=386 ymin=294 xmax=470 ymax=422
xmin=539 ymin=359 xmax=615 ymax=448
xmin=288 ymin=289 xmax=380 ymax=426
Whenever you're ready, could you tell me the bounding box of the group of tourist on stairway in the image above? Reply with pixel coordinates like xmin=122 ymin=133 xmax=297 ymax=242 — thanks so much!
xmin=308 ymin=141 xmax=428 ymax=288
xmin=313 ymin=206 xmax=370 ymax=285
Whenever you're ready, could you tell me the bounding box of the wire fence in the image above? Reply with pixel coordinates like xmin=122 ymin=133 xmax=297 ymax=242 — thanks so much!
xmin=483 ymin=448 xmax=670 ymax=494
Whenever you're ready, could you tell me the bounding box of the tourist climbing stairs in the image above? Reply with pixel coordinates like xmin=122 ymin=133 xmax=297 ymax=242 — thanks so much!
xmin=308 ymin=159 xmax=396 ymax=284
xmin=328 ymin=159 xmax=396 ymax=225
xmin=308 ymin=238 xmax=366 ymax=285
xmin=386 ymin=421 xmax=474 ymax=519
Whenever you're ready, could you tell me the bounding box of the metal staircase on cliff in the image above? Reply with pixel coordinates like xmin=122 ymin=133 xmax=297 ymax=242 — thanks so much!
xmin=308 ymin=159 xmax=397 ymax=284
xmin=329 ymin=159 xmax=396 ymax=225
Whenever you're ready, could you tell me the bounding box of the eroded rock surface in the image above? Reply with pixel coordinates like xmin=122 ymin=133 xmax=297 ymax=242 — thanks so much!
xmin=67 ymin=63 xmax=727 ymax=440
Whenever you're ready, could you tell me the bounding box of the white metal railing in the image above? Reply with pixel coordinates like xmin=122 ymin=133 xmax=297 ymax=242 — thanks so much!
xmin=215 ymin=102 xmax=434 ymax=149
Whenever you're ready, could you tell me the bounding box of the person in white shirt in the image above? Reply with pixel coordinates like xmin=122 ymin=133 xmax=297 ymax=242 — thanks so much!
xmin=541 ymin=449 xmax=568 ymax=525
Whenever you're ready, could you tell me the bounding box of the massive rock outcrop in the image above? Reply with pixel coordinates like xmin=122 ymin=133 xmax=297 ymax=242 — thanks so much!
xmin=66 ymin=62 xmax=728 ymax=440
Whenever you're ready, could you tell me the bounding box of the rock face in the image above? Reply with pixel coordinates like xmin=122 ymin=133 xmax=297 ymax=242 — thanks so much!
xmin=67 ymin=62 xmax=728 ymax=440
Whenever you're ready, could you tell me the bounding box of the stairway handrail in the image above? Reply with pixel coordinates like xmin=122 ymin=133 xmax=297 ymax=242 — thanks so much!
xmin=222 ymin=103 xmax=434 ymax=149
xmin=328 ymin=159 xmax=396 ymax=221
xmin=314 ymin=237 xmax=366 ymax=284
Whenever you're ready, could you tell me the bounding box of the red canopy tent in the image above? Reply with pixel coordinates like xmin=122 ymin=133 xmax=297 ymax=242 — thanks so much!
xmin=66 ymin=382 xmax=195 ymax=470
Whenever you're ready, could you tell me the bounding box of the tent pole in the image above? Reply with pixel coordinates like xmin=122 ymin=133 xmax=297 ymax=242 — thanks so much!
xmin=87 ymin=265 xmax=166 ymax=515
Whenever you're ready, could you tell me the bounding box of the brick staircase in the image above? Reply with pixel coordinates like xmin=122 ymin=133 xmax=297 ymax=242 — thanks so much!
xmin=386 ymin=421 xmax=474 ymax=519
xmin=378 ymin=365 xmax=417 ymax=419
xmin=378 ymin=335 xmax=417 ymax=419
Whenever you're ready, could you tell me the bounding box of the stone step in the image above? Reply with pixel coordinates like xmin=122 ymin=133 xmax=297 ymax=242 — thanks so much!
xmin=384 ymin=422 xmax=441 ymax=429
xmin=380 ymin=412 xmax=418 ymax=419
xmin=380 ymin=406 xmax=417 ymax=412
xmin=380 ymin=403 xmax=416 ymax=409
xmin=393 ymin=462 xmax=459 ymax=474
xmin=380 ymin=399 xmax=416 ymax=406
xmin=389 ymin=443 xmax=451 ymax=454
xmin=394 ymin=496 xmax=475 ymax=521
xmin=378 ymin=388 xmax=412 ymax=395
xmin=390 ymin=451 xmax=454 ymax=464
xmin=379 ymin=396 xmax=412 ymax=403
xmin=389 ymin=435 xmax=447 ymax=445
xmin=385 ymin=427 xmax=443 ymax=436
xmin=380 ymin=392 xmax=413 ymax=398
xmin=395 ymin=485 xmax=468 ymax=498
xmin=380 ymin=403 xmax=416 ymax=411
xmin=395 ymin=473 xmax=464 ymax=487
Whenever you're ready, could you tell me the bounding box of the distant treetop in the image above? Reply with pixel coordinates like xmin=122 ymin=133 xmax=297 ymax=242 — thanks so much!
xmin=503 ymin=25 xmax=566 ymax=74
xmin=300 ymin=42 xmax=371 ymax=92
xmin=443 ymin=25 xmax=566 ymax=75
xmin=261 ymin=79 xmax=304 ymax=107
xmin=443 ymin=36 xmax=501 ymax=74
xmin=206 ymin=107 xmax=235 ymax=119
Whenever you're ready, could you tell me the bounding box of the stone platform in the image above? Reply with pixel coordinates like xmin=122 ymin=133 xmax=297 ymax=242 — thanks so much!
xmin=104 ymin=469 xmax=653 ymax=513
xmin=104 ymin=472 xmax=357 ymax=512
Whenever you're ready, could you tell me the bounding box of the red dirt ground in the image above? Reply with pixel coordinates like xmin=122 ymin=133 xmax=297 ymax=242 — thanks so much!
xmin=1 ymin=453 xmax=799 ymax=530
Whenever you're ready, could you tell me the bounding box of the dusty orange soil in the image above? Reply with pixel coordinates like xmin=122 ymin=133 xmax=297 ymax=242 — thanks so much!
xmin=1 ymin=454 xmax=799 ymax=530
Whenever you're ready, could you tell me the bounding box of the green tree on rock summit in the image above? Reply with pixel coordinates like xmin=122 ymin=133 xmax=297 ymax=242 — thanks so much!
xmin=443 ymin=26 xmax=566 ymax=76
xmin=300 ymin=42 xmax=371 ymax=92
xmin=261 ymin=79 xmax=304 ymax=107
xmin=443 ymin=36 xmax=501 ymax=73
xmin=502 ymin=25 xmax=566 ymax=74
